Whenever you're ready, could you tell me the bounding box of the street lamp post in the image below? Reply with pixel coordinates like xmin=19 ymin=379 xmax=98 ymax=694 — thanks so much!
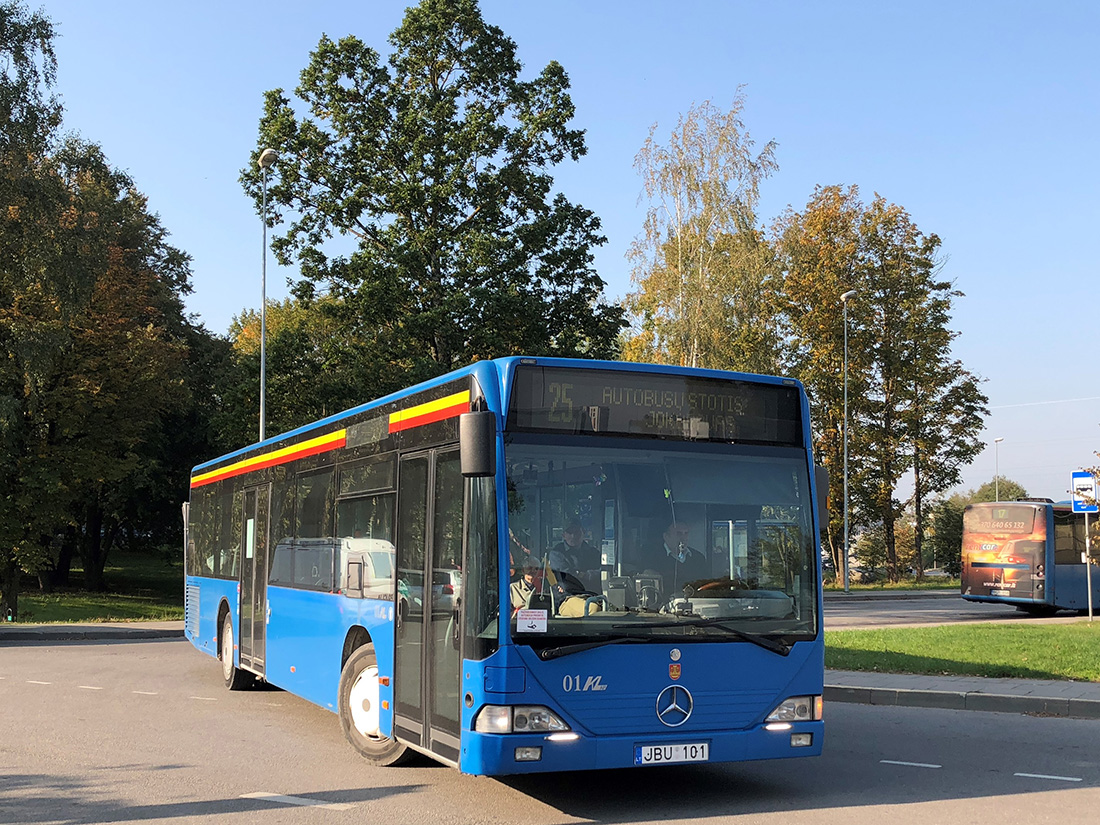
xmin=994 ymin=437 xmax=1004 ymax=501
xmin=841 ymin=289 xmax=857 ymax=593
xmin=258 ymin=148 xmax=278 ymax=443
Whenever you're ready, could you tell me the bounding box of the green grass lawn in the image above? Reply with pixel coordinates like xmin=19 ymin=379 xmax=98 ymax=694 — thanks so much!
xmin=824 ymin=577 xmax=958 ymax=591
xmin=13 ymin=548 xmax=183 ymax=624
xmin=826 ymin=622 xmax=1100 ymax=682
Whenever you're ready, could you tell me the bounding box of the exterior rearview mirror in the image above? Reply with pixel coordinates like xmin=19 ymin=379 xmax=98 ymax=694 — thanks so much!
xmin=460 ymin=411 xmax=496 ymax=477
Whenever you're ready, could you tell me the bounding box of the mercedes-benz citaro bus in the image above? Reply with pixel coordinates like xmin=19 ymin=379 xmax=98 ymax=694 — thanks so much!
xmin=183 ymin=357 xmax=828 ymax=775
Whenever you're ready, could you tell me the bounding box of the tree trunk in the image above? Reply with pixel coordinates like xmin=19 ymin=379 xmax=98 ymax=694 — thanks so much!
xmin=0 ymin=558 xmax=19 ymax=622
xmin=79 ymin=503 xmax=114 ymax=592
xmin=883 ymin=510 xmax=898 ymax=582
xmin=39 ymin=529 xmax=77 ymax=591
xmin=912 ymin=450 xmax=925 ymax=579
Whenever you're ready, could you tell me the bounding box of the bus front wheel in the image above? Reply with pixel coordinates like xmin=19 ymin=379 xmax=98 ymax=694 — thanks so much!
xmin=220 ymin=613 xmax=251 ymax=690
xmin=338 ymin=644 xmax=410 ymax=766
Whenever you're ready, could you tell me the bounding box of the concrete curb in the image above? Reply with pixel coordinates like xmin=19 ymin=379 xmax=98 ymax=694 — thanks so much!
xmin=0 ymin=624 xmax=184 ymax=644
xmin=823 ymin=589 xmax=958 ymax=602
xmin=824 ymin=683 xmax=1100 ymax=719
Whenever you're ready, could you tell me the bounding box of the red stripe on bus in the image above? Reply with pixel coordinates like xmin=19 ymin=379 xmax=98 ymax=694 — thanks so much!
xmin=190 ymin=434 xmax=347 ymax=489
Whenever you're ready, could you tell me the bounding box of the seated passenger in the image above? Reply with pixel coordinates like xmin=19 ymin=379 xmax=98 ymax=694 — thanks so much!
xmin=509 ymin=559 xmax=538 ymax=613
xmin=548 ymin=520 xmax=600 ymax=579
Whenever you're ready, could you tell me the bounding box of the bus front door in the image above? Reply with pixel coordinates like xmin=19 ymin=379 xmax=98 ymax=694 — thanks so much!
xmin=394 ymin=449 xmax=463 ymax=765
xmin=238 ymin=484 xmax=271 ymax=676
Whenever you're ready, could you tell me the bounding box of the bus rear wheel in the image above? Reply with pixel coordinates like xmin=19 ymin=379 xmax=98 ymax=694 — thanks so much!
xmin=338 ymin=644 xmax=410 ymax=766
xmin=220 ymin=613 xmax=251 ymax=690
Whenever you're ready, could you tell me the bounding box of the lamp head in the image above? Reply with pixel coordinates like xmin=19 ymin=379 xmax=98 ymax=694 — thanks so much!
xmin=258 ymin=148 xmax=279 ymax=170
xmin=841 ymin=290 xmax=857 ymax=303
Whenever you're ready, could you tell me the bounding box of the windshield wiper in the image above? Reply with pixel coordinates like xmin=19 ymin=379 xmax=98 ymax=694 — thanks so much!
xmin=610 ymin=617 xmax=791 ymax=656
xmin=536 ymin=636 xmax=647 ymax=661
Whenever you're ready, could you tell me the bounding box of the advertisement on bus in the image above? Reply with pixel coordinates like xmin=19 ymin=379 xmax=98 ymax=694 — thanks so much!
xmin=961 ymin=503 xmax=1045 ymax=601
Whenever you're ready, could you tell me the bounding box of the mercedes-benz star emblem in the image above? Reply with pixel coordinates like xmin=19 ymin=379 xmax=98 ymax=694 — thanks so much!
xmin=655 ymin=685 xmax=693 ymax=727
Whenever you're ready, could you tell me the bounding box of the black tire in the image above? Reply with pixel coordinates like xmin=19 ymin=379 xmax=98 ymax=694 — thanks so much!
xmin=220 ymin=613 xmax=251 ymax=690
xmin=338 ymin=644 xmax=411 ymax=766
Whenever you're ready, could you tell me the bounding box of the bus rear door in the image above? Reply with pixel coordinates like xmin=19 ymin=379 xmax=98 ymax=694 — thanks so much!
xmin=238 ymin=484 xmax=271 ymax=675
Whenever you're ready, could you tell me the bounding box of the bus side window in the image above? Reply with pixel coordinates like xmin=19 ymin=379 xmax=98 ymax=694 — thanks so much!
xmin=1054 ymin=512 xmax=1081 ymax=564
xmin=270 ymin=542 xmax=293 ymax=585
xmin=294 ymin=543 xmax=334 ymax=591
xmin=296 ymin=469 xmax=334 ymax=540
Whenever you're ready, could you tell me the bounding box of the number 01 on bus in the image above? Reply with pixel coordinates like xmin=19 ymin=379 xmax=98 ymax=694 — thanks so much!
xmin=183 ymin=358 xmax=828 ymax=775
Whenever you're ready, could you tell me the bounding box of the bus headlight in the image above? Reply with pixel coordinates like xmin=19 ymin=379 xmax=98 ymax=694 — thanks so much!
xmin=766 ymin=695 xmax=822 ymax=722
xmin=474 ymin=705 xmax=570 ymax=734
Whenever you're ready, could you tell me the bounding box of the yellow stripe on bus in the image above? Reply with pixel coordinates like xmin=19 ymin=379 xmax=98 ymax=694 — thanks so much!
xmin=191 ymin=429 xmax=347 ymax=487
xmin=388 ymin=390 xmax=470 ymax=426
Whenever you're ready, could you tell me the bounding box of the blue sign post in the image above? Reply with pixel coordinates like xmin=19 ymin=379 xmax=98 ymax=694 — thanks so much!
xmin=1072 ymin=472 xmax=1098 ymax=621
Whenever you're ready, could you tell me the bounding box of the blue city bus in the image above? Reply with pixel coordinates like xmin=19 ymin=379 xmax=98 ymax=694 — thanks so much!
xmin=183 ymin=357 xmax=828 ymax=775
xmin=961 ymin=499 xmax=1100 ymax=614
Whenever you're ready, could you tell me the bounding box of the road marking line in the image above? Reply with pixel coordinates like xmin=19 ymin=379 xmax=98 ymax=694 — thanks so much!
xmin=240 ymin=792 xmax=353 ymax=811
xmin=78 ymin=686 xmax=103 ymax=691
xmin=1015 ymin=772 xmax=1082 ymax=782
xmin=27 ymin=680 xmax=51 ymax=685
xmin=190 ymin=696 xmax=217 ymax=701
xmin=132 ymin=691 xmax=158 ymax=695
xmin=880 ymin=760 xmax=942 ymax=769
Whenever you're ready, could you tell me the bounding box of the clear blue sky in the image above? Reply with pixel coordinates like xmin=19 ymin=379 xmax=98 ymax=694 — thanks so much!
xmin=42 ymin=0 xmax=1099 ymax=500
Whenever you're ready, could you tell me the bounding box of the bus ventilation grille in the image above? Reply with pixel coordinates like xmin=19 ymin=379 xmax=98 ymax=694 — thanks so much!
xmin=184 ymin=584 xmax=200 ymax=638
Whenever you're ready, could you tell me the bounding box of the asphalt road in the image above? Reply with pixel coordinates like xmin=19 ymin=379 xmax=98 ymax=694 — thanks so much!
xmin=823 ymin=592 xmax=1085 ymax=630
xmin=4 ymin=638 xmax=1100 ymax=825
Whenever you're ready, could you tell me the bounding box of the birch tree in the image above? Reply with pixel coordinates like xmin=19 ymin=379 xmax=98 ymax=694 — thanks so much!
xmin=624 ymin=93 xmax=781 ymax=372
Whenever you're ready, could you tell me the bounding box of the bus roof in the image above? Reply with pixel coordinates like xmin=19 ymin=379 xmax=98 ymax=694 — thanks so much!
xmin=193 ymin=357 xmax=804 ymax=474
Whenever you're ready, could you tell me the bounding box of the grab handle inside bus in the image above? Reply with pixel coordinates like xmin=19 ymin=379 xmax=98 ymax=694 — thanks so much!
xmin=460 ymin=410 xmax=496 ymax=477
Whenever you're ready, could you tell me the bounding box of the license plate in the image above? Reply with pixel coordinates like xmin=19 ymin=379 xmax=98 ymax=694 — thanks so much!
xmin=634 ymin=742 xmax=709 ymax=765
xmin=990 ymin=589 xmax=1010 ymax=596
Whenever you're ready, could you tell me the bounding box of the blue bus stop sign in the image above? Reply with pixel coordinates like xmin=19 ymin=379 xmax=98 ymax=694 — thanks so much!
xmin=1072 ymin=471 xmax=1099 ymax=514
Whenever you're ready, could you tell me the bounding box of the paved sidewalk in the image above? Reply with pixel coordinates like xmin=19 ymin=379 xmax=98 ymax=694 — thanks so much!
xmin=0 ymin=620 xmax=184 ymax=643
xmin=5 ymin=618 xmax=1100 ymax=720
xmin=826 ymin=668 xmax=1100 ymax=719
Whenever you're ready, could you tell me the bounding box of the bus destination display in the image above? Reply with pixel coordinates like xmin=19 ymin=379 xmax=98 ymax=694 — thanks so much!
xmin=508 ymin=365 xmax=802 ymax=445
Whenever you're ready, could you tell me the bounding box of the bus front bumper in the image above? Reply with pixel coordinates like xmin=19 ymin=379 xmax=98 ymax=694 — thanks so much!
xmin=458 ymin=720 xmax=823 ymax=776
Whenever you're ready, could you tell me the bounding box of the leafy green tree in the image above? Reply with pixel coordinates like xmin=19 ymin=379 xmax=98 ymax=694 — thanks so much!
xmin=5 ymin=140 xmax=193 ymax=594
xmin=0 ymin=0 xmax=62 ymax=617
xmin=0 ymin=0 xmax=59 ymax=156
xmin=928 ymin=496 xmax=966 ymax=576
xmin=241 ymin=0 xmax=623 ymax=413
xmin=906 ymin=341 xmax=986 ymax=578
xmin=774 ymin=185 xmax=868 ymax=575
xmin=229 ymin=296 xmax=382 ymax=440
xmin=778 ymin=186 xmax=986 ymax=583
xmin=623 ymin=94 xmax=782 ymax=372
xmin=966 ymin=476 xmax=1028 ymax=503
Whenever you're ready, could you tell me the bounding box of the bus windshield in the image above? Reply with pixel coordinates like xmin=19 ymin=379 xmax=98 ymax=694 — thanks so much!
xmin=504 ymin=437 xmax=818 ymax=646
